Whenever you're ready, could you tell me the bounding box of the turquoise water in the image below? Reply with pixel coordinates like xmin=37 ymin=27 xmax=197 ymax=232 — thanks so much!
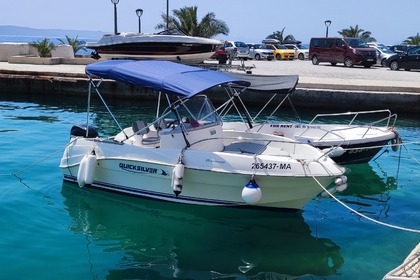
xmin=0 ymin=92 xmax=419 ymax=279
xmin=0 ymin=35 xmax=99 ymax=55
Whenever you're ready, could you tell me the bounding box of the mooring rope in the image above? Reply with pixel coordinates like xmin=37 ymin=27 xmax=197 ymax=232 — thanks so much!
xmin=372 ymin=147 xmax=390 ymax=161
xmin=343 ymin=139 xmax=418 ymax=153
xmin=403 ymin=142 xmax=420 ymax=164
xmin=0 ymin=139 xmax=76 ymax=177
xmin=343 ymin=140 xmax=420 ymax=164
xmin=312 ymin=176 xmax=420 ymax=233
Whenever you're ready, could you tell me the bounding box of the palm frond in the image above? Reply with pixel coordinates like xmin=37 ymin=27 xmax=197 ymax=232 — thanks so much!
xmin=155 ymin=5 xmax=229 ymax=38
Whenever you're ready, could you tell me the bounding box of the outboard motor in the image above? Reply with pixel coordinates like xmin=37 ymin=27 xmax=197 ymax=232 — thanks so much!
xmin=70 ymin=124 xmax=98 ymax=138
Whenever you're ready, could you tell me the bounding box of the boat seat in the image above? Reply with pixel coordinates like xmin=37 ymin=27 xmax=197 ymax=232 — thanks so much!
xmin=132 ymin=120 xmax=160 ymax=146
xmin=133 ymin=120 xmax=149 ymax=135
xmin=154 ymin=119 xmax=169 ymax=130
xmin=224 ymin=141 xmax=266 ymax=154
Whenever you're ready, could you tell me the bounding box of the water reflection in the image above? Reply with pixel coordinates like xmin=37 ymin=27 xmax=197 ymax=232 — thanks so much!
xmin=336 ymin=163 xmax=398 ymax=219
xmin=0 ymin=94 xmax=158 ymax=137
xmin=61 ymin=182 xmax=343 ymax=279
xmin=344 ymin=163 xmax=398 ymax=195
xmin=0 ymin=100 xmax=70 ymax=124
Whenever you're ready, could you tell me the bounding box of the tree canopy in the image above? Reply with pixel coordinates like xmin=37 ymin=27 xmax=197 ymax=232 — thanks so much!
xmin=266 ymin=28 xmax=295 ymax=44
xmin=337 ymin=25 xmax=375 ymax=42
xmin=30 ymin=38 xmax=55 ymax=57
xmin=155 ymin=6 xmax=229 ymax=38
xmin=403 ymin=32 xmax=420 ymax=45
xmin=58 ymin=35 xmax=86 ymax=56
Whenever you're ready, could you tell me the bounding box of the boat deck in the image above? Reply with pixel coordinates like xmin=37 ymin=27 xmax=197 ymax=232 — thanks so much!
xmin=383 ymin=243 xmax=420 ymax=279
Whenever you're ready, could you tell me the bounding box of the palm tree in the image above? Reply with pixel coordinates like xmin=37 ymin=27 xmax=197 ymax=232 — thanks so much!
xmin=266 ymin=28 xmax=295 ymax=44
xmin=337 ymin=25 xmax=376 ymax=42
xmin=58 ymin=35 xmax=86 ymax=56
xmin=403 ymin=32 xmax=420 ymax=45
xmin=155 ymin=6 xmax=229 ymax=38
xmin=30 ymin=38 xmax=56 ymax=57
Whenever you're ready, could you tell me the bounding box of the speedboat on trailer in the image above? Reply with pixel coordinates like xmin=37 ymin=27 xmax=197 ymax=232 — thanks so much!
xmin=59 ymin=60 xmax=346 ymax=211
xmin=222 ymin=73 xmax=400 ymax=165
xmin=86 ymin=30 xmax=222 ymax=65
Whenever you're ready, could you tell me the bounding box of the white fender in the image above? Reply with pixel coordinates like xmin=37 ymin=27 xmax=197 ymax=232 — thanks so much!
xmin=172 ymin=162 xmax=185 ymax=196
xmin=322 ymin=147 xmax=345 ymax=158
xmin=77 ymin=155 xmax=87 ymax=187
xmin=83 ymin=153 xmax=97 ymax=185
xmin=242 ymin=180 xmax=262 ymax=205
xmin=320 ymin=187 xmax=336 ymax=198
xmin=334 ymin=175 xmax=348 ymax=185
xmin=335 ymin=183 xmax=348 ymax=192
xmin=321 ymin=180 xmax=348 ymax=197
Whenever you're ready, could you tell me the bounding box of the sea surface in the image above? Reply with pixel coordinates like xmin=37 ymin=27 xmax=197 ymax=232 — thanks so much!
xmin=0 ymin=35 xmax=99 ymax=55
xmin=0 ymin=91 xmax=419 ymax=280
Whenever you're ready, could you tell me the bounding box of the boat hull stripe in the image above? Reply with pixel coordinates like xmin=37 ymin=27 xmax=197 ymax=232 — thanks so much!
xmin=63 ymin=175 xmax=238 ymax=206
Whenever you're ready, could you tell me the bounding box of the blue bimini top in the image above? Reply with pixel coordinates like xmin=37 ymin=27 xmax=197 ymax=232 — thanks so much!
xmin=85 ymin=60 xmax=251 ymax=98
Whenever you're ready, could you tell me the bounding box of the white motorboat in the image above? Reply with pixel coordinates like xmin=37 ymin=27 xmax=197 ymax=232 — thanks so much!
xmin=222 ymin=73 xmax=401 ymax=165
xmin=59 ymin=60 xmax=346 ymax=210
xmin=86 ymin=30 xmax=222 ymax=64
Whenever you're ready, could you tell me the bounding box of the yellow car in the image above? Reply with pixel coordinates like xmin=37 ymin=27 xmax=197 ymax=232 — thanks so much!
xmin=265 ymin=44 xmax=295 ymax=60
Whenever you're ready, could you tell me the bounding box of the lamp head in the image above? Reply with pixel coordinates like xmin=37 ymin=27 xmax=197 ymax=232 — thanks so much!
xmin=136 ymin=9 xmax=143 ymax=17
xmin=111 ymin=0 xmax=119 ymax=4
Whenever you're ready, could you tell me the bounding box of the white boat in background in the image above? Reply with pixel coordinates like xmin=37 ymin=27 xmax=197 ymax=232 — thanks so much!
xmin=59 ymin=60 xmax=346 ymax=210
xmin=222 ymin=73 xmax=400 ymax=165
xmin=86 ymin=30 xmax=222 ymax=64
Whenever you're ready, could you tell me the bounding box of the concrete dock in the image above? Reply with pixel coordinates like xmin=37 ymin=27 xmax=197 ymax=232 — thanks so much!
xmin=383 ymin=242 xmax=420 ymax=280
xmin=0 ymin=59 xmax=419 ymax=114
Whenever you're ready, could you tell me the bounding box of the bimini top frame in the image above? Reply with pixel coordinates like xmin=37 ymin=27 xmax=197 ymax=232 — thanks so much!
xmin=85 ymin=60 xmax=250 ymax=98
xmin=221 ymin=72 xmax=397 ymax=132
xmin=84 ymin=60 xmax=251 ymax=139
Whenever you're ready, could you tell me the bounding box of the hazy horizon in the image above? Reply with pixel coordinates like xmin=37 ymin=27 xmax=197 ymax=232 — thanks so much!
xmin=1 ymin=0 xmax=419 ymax=45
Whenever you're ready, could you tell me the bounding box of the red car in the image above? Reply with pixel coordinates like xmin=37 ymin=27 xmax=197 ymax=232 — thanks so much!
xmin=210 ymin=46 xmax=228 ymax=64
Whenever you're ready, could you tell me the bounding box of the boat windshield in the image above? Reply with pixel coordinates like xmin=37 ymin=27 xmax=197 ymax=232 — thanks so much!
xmin=164 ymin=95 xmax=221 ymax=128
xmin=156 ymin=29 xmax=187 ymax=36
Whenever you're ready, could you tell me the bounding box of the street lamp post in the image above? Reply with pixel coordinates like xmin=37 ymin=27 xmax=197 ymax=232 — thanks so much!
xmin=136 ymin=9 xmax=143 ymax=33
xmin=111 ymin=0 xmax=119 ymax=35
xmin=324 ymin=20 xmax=331 ymax=37
xmin=166 ymin=0 xmax=169 ymax=30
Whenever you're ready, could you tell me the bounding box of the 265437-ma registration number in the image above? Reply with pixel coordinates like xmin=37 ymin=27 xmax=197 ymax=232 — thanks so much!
xmin=251 ymin=162 xmax=291 ymax=170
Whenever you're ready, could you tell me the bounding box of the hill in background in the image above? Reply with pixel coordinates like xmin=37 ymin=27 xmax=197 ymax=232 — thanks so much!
xmin=0 ymin=25 xmax=106 ymax=39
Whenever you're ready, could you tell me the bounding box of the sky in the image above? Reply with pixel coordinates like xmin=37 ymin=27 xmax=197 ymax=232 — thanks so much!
xmin=1 ymin=0 xmax=419 ymax=45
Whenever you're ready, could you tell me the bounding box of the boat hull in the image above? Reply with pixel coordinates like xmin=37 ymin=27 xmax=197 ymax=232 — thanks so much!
xmin=223 ymin=122 xmax=398 ymax=164
xmin=60 ymin=137 xmax=343 ymax=210
xmin=86 ymin=33 xmax=221 ymax=64
xmin=94 ymin=52 xmax=216 ymax=64
xmin=315 ymin=140 xmax=393 ymax=164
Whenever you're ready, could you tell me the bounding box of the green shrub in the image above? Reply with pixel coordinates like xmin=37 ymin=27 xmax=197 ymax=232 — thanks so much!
xmin=30 ymin=38 xmax=56 ymax=57
xmin=58 ymin=35 xmax=86 ymax=56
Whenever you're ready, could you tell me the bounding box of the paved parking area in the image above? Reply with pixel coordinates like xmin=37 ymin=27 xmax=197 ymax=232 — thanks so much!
xmin=1 ymin=59 xmax=419 ymax=93
xmin=226 ymin=59 xmax=420 ymax=93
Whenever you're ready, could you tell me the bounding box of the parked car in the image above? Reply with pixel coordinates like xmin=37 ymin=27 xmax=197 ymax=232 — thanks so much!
xmin=261 ymin=39 xmax=295 ymax=60
xmin=385 ymin=45 xmax=420 ymax=71
xmin=247 ymin=43 xmax=274 ymax=60
xmin=263 ymin=44 xmax=295 ymax=60
xmin=309 ymin=37 xmax=377 ymax=68
xmin=388 ymin=45 xmax=410 ymax=54
xmin=223 ymin=41 xmax=249 ymax=60
xmin=367 ymin=43 xmax=395 ymax=67
xmin=284 ymin=43 xmax=309 ymax=60
xmin=210 ymin=46 xmax=228 ymax=64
